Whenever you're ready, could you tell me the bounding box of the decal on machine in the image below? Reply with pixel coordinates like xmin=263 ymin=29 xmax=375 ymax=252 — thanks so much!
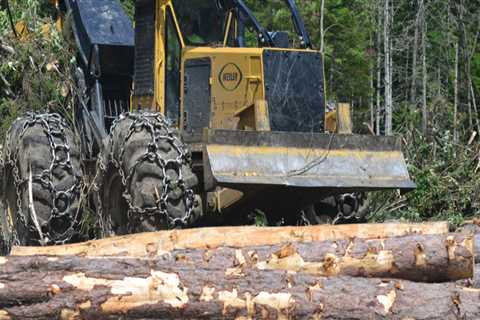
xmin=218 ymin=63 xmax=243 ymax=91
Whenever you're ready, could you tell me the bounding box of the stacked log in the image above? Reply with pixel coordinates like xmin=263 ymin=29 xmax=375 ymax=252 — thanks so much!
xmin=0 ymin=256 xmax=478 ymax=319
xmin=0 ymin=221 xmax=477 ymax=319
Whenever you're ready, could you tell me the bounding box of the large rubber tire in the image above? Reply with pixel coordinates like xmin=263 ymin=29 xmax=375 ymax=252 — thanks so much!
xmin=0 ymin=113 xmax=83 ymax=250
xmin=0 ymin=150 xmax=11 ymax=255
xmin=301 ymin=193 xmax=370 ymax=225
xmin=95 ymin=112 xmax=202 ymax=237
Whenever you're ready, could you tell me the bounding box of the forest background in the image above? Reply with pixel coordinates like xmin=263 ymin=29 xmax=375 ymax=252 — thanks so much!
xmin=1 ymin=0 xmax=479 ymax=226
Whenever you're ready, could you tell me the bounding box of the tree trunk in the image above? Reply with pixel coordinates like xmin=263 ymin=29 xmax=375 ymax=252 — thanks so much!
xmin=0 ymin=252 xmax=476 ymax=319
xmin=420 ymin=0 xmax=428 ymax=136
xmin=11 ymin=222 xmax=449 ymax=257
xmin=376 ymin=1 xmax=382 ymax=135
xmin=320 ymin=0 xmax=327 ymax=102
xmin=384 ymin=0 xmax=393 ymax=136
xmin=370 ymin=36 xmax=375 ymax=130
xmin=454 ymin=41 xmax=459 ymax=144
xmin=410 ymin=1 xmax=420 ymax=107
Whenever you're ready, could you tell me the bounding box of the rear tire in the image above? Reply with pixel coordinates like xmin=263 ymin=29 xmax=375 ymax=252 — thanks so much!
xmin=0 ymin=113 xmax=83 ymax=249
xmin=95 ymin=112 xmax=202 ymax=237
xmin=300 ymin=193 xmax=370 ymax=225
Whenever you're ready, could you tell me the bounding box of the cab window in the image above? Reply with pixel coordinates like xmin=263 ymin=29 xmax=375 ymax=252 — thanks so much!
xmin=165 ymin=8 xmax=181 ymax=122
xmin=173 ymin=0 xmax=227 ymax=46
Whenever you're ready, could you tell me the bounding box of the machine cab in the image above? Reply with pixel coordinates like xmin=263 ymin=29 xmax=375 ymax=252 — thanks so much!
xmin=131 ymin=0 xmax=325 ymax=136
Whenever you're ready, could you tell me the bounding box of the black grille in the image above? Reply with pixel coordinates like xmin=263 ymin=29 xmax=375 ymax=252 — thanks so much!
xmin=263 ymin=50 xmax=325 ymax=133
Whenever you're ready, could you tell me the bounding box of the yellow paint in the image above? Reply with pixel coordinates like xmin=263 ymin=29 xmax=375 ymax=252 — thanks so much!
xmin=207 ymin=144 xmax=402 ymax=159
xmin=0 ymin=258 xmax=7 ymax=265
xmin=336 ymin=103 xmax=353 ymax=134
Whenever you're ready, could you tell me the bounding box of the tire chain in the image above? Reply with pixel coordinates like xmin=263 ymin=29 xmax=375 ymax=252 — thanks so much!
xmin=95 ymin=112 xmax=197 ymax=235
xmin=3 ymin=113 xmax=83 ymax=245
xmin=332 ymin=192 xmax=369 ymax=224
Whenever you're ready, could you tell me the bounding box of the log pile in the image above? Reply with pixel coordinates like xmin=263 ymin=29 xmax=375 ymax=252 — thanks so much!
xmin=0 ymin=221 xmax=478 ymax=319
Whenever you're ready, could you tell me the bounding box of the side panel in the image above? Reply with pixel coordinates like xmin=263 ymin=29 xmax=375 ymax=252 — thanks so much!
xmin=263 ymin=50 xmax=325 ymax=133
xmin=182 ymin=48 xmax=265 ymax=131
xmin=183 ymin=58 xmax=212 ymax=134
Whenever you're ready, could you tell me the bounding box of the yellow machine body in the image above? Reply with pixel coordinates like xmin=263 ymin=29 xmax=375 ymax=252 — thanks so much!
xmin=129 ymin=0 xmax=414 ymax=211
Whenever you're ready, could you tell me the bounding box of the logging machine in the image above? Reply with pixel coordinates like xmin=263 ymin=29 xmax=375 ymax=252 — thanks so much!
xmin=0 ymin=0 xmax=415 ymax=250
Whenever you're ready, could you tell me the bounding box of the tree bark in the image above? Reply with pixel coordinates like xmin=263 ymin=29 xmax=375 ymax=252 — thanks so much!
xmin=0 ymin=251 xmax=476 ymax=320
xmin=11 ymin=222 xmax=449 ymax=257
xmin=410 ymin=1 xmax=420 ymax=107
xmin=376 ymin=0 xmax=382 ymax=135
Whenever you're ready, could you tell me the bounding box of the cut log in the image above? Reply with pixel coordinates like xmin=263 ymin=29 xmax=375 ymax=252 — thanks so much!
xmin=0 ymin=255 xmax=477 ymax=319
xmin=1 ymin=233 xmax=474 ymax=283
xmin=456 ymin=221 xmax=480 ymax=263
xmin=11 ymin=222 xmax=449 ymax=257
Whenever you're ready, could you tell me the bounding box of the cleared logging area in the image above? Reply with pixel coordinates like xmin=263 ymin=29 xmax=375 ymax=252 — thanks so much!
xmin=0 ymin=221 xmax=478 ymax=319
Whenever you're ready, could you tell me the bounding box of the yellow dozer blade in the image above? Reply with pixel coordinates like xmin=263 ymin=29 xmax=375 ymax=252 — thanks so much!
xmin=203 ymin=130 xmax=416 ymax=192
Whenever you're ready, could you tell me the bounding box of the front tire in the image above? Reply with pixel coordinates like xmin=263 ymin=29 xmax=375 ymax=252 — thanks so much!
xmin=95 ymin=112 xmax=202 ymax=237
xmin=1 ymin=113 xmax=84 ymax=249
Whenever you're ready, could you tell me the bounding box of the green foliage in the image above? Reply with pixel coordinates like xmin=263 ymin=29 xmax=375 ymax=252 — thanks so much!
xmin=0 ymin=0 xmax=75 ymax=138
xmin=1 ymin=0 xmax=480 ymax=228
xmin=119 ymin=0 xmax=135 ymax=20
xmin=368 ymin=105 xmax=480 ymax=227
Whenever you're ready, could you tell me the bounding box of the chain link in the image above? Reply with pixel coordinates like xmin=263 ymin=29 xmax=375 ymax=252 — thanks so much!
xmin=95 ymin=112 xmax=196 ymax=235
xmin=3 ymin=113 xmax=82 ymax=245
xmin=332 ymin=192 xmax=368 ymax=224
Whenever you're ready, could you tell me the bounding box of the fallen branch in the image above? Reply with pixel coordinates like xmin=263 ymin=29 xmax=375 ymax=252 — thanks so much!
xmin=11 ymin=222 xmax=449 ymax=257
xmin=0 ymin=43 xmax=15 ymax=55
xmin=0 ymin=255 xmax=477 ymax=319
